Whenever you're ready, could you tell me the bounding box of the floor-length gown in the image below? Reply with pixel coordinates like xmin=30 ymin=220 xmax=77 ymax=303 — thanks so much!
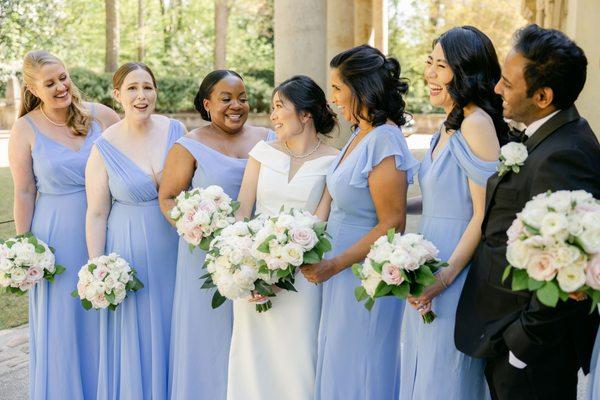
xmin=26 ymin=111 xmax=102 ymax=400
xmin=95 ymin=119 xmax=184 ymax=400
xmin=400 ymin=130 xmax=497 ymax=400
xmin=226 ymin=140 xmax=337 ymax=400
xmin=315 ymin=124 xmax=418 ymax=400
xmin=169 ymin=131 xmax=275 ymax=400
xmin=588 ymin=308 xmax=600 ymax=400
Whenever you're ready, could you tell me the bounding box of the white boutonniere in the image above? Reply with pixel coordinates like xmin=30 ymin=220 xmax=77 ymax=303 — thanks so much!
xmin=497 ymin=142 xmax=528 ymax=177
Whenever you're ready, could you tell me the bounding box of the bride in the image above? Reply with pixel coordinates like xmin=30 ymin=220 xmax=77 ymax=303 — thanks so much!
xmin=227 ymin=75 xmax=338 ymax=400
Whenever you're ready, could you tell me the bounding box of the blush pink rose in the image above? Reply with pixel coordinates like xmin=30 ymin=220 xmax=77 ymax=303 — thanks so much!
xmin=585 ymin=255 xmax=600 ymax=290
xmin=526 ymin=252 xmax=557 ymax=281
xmin=381 ymin=263 xmax=404 ymax=285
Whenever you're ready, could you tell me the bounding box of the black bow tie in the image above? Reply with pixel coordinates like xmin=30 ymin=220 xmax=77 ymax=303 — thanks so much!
xmin=508 ymin=127 xmax=527 ymax=143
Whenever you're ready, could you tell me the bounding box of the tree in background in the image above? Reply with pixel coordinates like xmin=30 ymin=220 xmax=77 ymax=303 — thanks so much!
xmin=214 ymin=0 xmax=230 ymax=69
xmin=105 ymin=0 xmax=120 ymax=72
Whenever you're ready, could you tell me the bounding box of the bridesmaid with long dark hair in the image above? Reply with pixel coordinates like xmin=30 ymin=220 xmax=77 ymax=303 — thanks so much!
xmin=400 ymin=26 xmax=506 ymax=400
xmin=158 ymin=70 xmax=274 ymax=400
xmin=8 ymin=50 xmax=118 ymax=400
xmin=301 ymin=45 xmax=418 ymax=400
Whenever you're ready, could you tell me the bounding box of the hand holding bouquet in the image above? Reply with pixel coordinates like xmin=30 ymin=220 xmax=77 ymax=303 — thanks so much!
xmin=72 ymin=253 xmax=143 ymax=311
xmin=353 ymin=229 xmax=447 ymax=323
xmin=169 ymin=185 xmax=239 ymax=251
xmin=0 ymin=233 xmax=65 ymax=294
xmin=503 ymin=190 xmax=600 ymax=309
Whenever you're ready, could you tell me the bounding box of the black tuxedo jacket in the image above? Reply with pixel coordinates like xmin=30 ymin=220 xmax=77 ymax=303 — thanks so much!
xmin=455 ymin=106 xmax=600 ymax=372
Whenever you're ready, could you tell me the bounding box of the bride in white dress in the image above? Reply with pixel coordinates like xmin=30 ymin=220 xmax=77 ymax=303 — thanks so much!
xmin=227 ymin=76 xmax=339 ymax=400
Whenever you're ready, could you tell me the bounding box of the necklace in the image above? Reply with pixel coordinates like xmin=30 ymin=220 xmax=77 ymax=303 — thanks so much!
xmin=283 ymin=139 xmax=322 ymax=159
xmin=39 ymin=106 xmax=68 ymax=127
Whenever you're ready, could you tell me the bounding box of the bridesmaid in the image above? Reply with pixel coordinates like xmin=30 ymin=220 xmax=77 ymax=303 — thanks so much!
xmin=158 ymin=70 xmax=273 ymax=400
xmin=85 ymin=62 xmax=185 ymax=400
xmin=400 ymin=26 xmax=506 ymax=400
xmin=301 ymin=45 xmax=419 ymax=400
xmin=8 ymin=50 xmax=118 ymax=400
xmin=589 ymin=312 xmax=600 ymax=399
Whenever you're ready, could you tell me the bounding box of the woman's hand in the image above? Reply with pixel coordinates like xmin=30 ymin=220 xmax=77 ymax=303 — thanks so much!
xmin=247 ymin=285 xmax=281 ymax=303
xmin=408 ymin=268 xmax=455 ymax=314
xmin=300 ymin=259 xmax=339 ymax=284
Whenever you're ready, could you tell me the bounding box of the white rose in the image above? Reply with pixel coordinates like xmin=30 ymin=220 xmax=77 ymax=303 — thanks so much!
xmin=93 ymin=293 xmax=110 ymax=309
xmin=12 ymin=242 xmax=36 ymax=265
xmin=169 ymin=206 xmax=182 ymax=220
xmin=274 ymin=214 xmax=295 ymax=230
xmin=578 ymin=212 xmax=600 ymax=253
xmin=549 ymin=244 xmax=581 ymax=271
xmin=265 ymin=256 xmax=288 ymax=271
xmin=0 ymin=258 xmax=13 ymax=272
xmin=216 ymin=271 xmax=248 ymax=299
xmin=389 ymin=248 xmax=419 ymax=271
xmin=526 ymin=252 xmax=557 ymax=281
xmin=248 ymin=217 xmax=266 ymax=233
xmin=202 ymin=185 xmax=226 ymax=201
xmin=228 ymin=248 xmax=244 ymax=266
xmin=571 ymin=190 xmax=594 ymax=204
xmin=506 ymin=240 xmax=537 ymax=269
xmin=233 ymin=264 xmax=258 ymax=288
xmin=540 ymin=212 xmax=569 ymax=240
xmin=0 ymin=274 xmax=11 ymax=287
xmin=521 ymin=203 xmax=547 ymax=230
xmin=556 ymin=263 xmax=586 ymax=293
xmin=10 ymin=267 xmax=27 ymax=283
xmin=500 ymin=142 xmax=528 ymax=166
xmin=280 ymin=243 xmax=305 ymax=267
xmin=369 ymin=242 xmax=395 ymax=264
xmin=289 ymin=227 xmax=318 ymax=250
xmin=547 ymin=191 xmax=573 ymax=213
xmin=363 ymin=274 xmax=382 ymax=297
xmin=114 ymin=287 xmax=127 ymax=304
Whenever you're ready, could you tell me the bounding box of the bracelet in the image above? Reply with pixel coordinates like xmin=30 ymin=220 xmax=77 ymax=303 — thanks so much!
xmin=439 ymin=273 xmax=448 ymax=289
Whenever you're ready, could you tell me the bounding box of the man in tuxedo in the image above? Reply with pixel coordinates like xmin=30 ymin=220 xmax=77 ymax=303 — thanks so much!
xmin=455 ymin=24 xmax=600 ymax=400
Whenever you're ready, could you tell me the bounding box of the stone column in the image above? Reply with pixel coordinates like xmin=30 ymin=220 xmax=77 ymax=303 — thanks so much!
xmin=274 ymin=0 xmax=327 ymax=89
xmin=372 ymin=0 xmax=388 ymax=53
xmin=354 ymin=0 xmax=373 ymax=46
xmin=0 ymin=75 xmax=20 ymax=129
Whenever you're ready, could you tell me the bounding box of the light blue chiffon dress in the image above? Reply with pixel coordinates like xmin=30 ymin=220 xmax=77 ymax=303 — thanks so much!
xmin=315 ymin=124 xmax=418 ymax=400
xmin=169 ymin=131 xmax=275 ymax=400
xmin=588 ymin=314 xmax=600 ymax=400
xmin=26 ymin=111 xmax=102 ymax=400
xmin=95 ymin=119 xmax=184 ymax=400
xmin=400 ymin=130 xmax=497 ymax=399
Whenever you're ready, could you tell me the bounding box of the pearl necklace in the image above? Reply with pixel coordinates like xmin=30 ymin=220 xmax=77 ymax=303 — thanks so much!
xmin=39 ymin=106 xmax=68 ymax=127
xmin=283 ymin=139 xmax=322 ymax=159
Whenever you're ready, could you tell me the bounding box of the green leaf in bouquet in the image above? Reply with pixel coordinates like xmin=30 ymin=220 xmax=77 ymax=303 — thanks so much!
xmin=128 ymin=275 xmax=144 ymax=291
xmin=501 ymin=265 xmax=512 ymax=283
xmin=88 ymin=263 xmax=97 ymax=273
xmin=44 ymin=271 xmax=55 ymax=282
xmin=303 ymin=250 xmax=320 ymax=265
xmin=511 ymin=269 xmax=529 ymax=291
xmin=231 ymin=201 xmax=241 ymax=212
xmin=201 ymin=277 xmax=215 ymax=289
xmin=275 ymin=279 xmax=297 ymax=292
xmin=71 ymin=289 xmax=79 ymax=298
xmin=410 ymin=282 xmax=424 ymax=297
xmin=386 ymin=228 xmax=395 ymax=244
xmin=371 ymin=261 xmax=383 ymax=274
xmin=82 ymin=299 xmax=93 ymax=310
xmin=105 ymin=291 xmax=116 ymax=304
xmin=351 ymin=263 xmax=363 ymax=278
xmin=527 ymin=278 xmax=544 ymax=291
xmin=108 ymin=304 xmax=118 ymax=312
xmin=590 ymin=290 xmax=600 ymax=314
xmin=558 ymin=290 xmax=570 ymax=302
xmin=391 ymin=282 xmax=410 ymax=299
xmin=536 ymin=281 xmax=559 ymax=307
xmin=522 ymin=221 xmax=540 ymax=236
xmin=400 ymin=269 xmax=411 ymax=283
xmin=199 ymin=272 xmax=211 ymax=280
xmin=257 ymin=235 xmax=276 ymax=253
xmin=211 ymin=290 xmax=227 ymax=309
xmin=276 ymin=268 xmax=291 ymax=279
xmin=354 ymin=286 xmax=369 ymax=301
xmin=365 ymin=297 xmax=375 ymax=311
xmin=258 ymin=265 xmax=270 ymax=275
xmin=512 ymin=165 xmax=520 ymax=174
xmin=313 ymin=221 xmax=327 ymax=236
xmin=315 ymin=238 xmax=332 ymax=255
xmin=199 ymin=236 xmax=212 ymax=252
xmin=255 ymin=280 xmax=273 ymax=296
xmin=27 ymin=235 xmax=38 ymax=245
xmin=374 ymin=281 xmax=392 ymax=298
xmin=6 ymin=286 xmax=25 ymax=295
xmin=415 ymin=266 xmax=436 ymax=286
xmin=54 ymin=265 xmax=66 ymax=275
xmin=188 ymin=243 xmax=195 ymax=253
xmin=34 ymin=244 xmax=45 ymax=254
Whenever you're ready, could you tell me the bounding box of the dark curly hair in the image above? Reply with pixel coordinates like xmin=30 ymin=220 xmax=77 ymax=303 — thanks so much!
xmin=194 ymin=69 xmax=244 ymax=121
xmin=435 ymin=26 xmax=509 ymax=145
xmin=330 ymin=44 xmax=409 ymax=127
xmin=273 ymin=75 xmax=338 ymax=135
xmin=514 ymin=24 xmax=587 ymax=109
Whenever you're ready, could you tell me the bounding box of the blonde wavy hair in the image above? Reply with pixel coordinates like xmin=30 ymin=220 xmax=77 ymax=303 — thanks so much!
xmin=19 ymin=50 xmax=92 ymax=136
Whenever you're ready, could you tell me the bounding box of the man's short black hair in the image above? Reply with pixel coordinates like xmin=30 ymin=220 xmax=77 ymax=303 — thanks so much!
xmin=514 ymin=24 xmax=587 ymax=109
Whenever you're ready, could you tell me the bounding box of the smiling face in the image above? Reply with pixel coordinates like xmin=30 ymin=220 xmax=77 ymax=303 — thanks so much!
xmin=494 ymin=48 xmax=540 ymax=125
xmin=28 ymin=62 xmax=73 ymax=109
xmin=270 ymin=91 xmax=308 ymax=140
xmin=114 ymin=68 xmax=157 ymax=120
xmin=330 ymin=68 xmax=358 ymax=124
xmin=424 ymin=43 xmax=454 ymax=112
xmin=203 ymin=75 xmax=249 ymax=133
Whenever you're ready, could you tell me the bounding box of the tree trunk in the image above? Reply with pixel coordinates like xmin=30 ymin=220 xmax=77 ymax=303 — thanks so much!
xmin=105 ymin=0 xmax=120 ymax=72
xmin=138 ymin=0 xmax=145 ymax=61
xmin=214 ymin=0 xmax=229 ymax=69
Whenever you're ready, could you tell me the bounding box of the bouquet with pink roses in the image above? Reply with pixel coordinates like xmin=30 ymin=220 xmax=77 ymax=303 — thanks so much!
xmin=352 ymin=230 xmax=447 ymax=323
xmin=502 ymin=190 xmax=600 ymax=309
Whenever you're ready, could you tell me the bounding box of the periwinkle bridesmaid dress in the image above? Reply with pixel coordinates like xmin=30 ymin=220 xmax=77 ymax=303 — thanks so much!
xmin=94 ymin=119 xmax=184 ymax=400
xmin=26 ymin=110 xmax=102 ymax=400
xmin=588 ymin=311 xmax=600 ymax=400
xmin=400 ymin=130 xmax=497 ymax=400
xmin=168 ymin=131 xmax=275 ymax=400
xmin=315 ymin=124 xmax=418 ymax=400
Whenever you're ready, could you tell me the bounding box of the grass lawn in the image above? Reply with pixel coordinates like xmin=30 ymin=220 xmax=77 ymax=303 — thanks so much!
xmin=0 ymin=167 xmax=28 ymax=330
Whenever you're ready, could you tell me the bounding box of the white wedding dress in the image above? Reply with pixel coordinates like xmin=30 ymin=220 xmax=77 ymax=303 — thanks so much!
xmin=226 ymin=140 xmax=337 ymax=400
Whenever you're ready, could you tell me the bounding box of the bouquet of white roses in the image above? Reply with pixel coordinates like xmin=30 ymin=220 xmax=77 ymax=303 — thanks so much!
xmin=352 ymin=230 xmax=447 ymax=323
xmin=72 ymin=253 xmax=143 ymax=311
xmin=202 ymin=220 xmax=261 ymax=309
xmin=502 ymin=190 xmax=600 ymax=309
xmin=0 ymin=233 xmax=65 ymax=294
xmin=169 ymin=185 xmax=239 ymax=251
